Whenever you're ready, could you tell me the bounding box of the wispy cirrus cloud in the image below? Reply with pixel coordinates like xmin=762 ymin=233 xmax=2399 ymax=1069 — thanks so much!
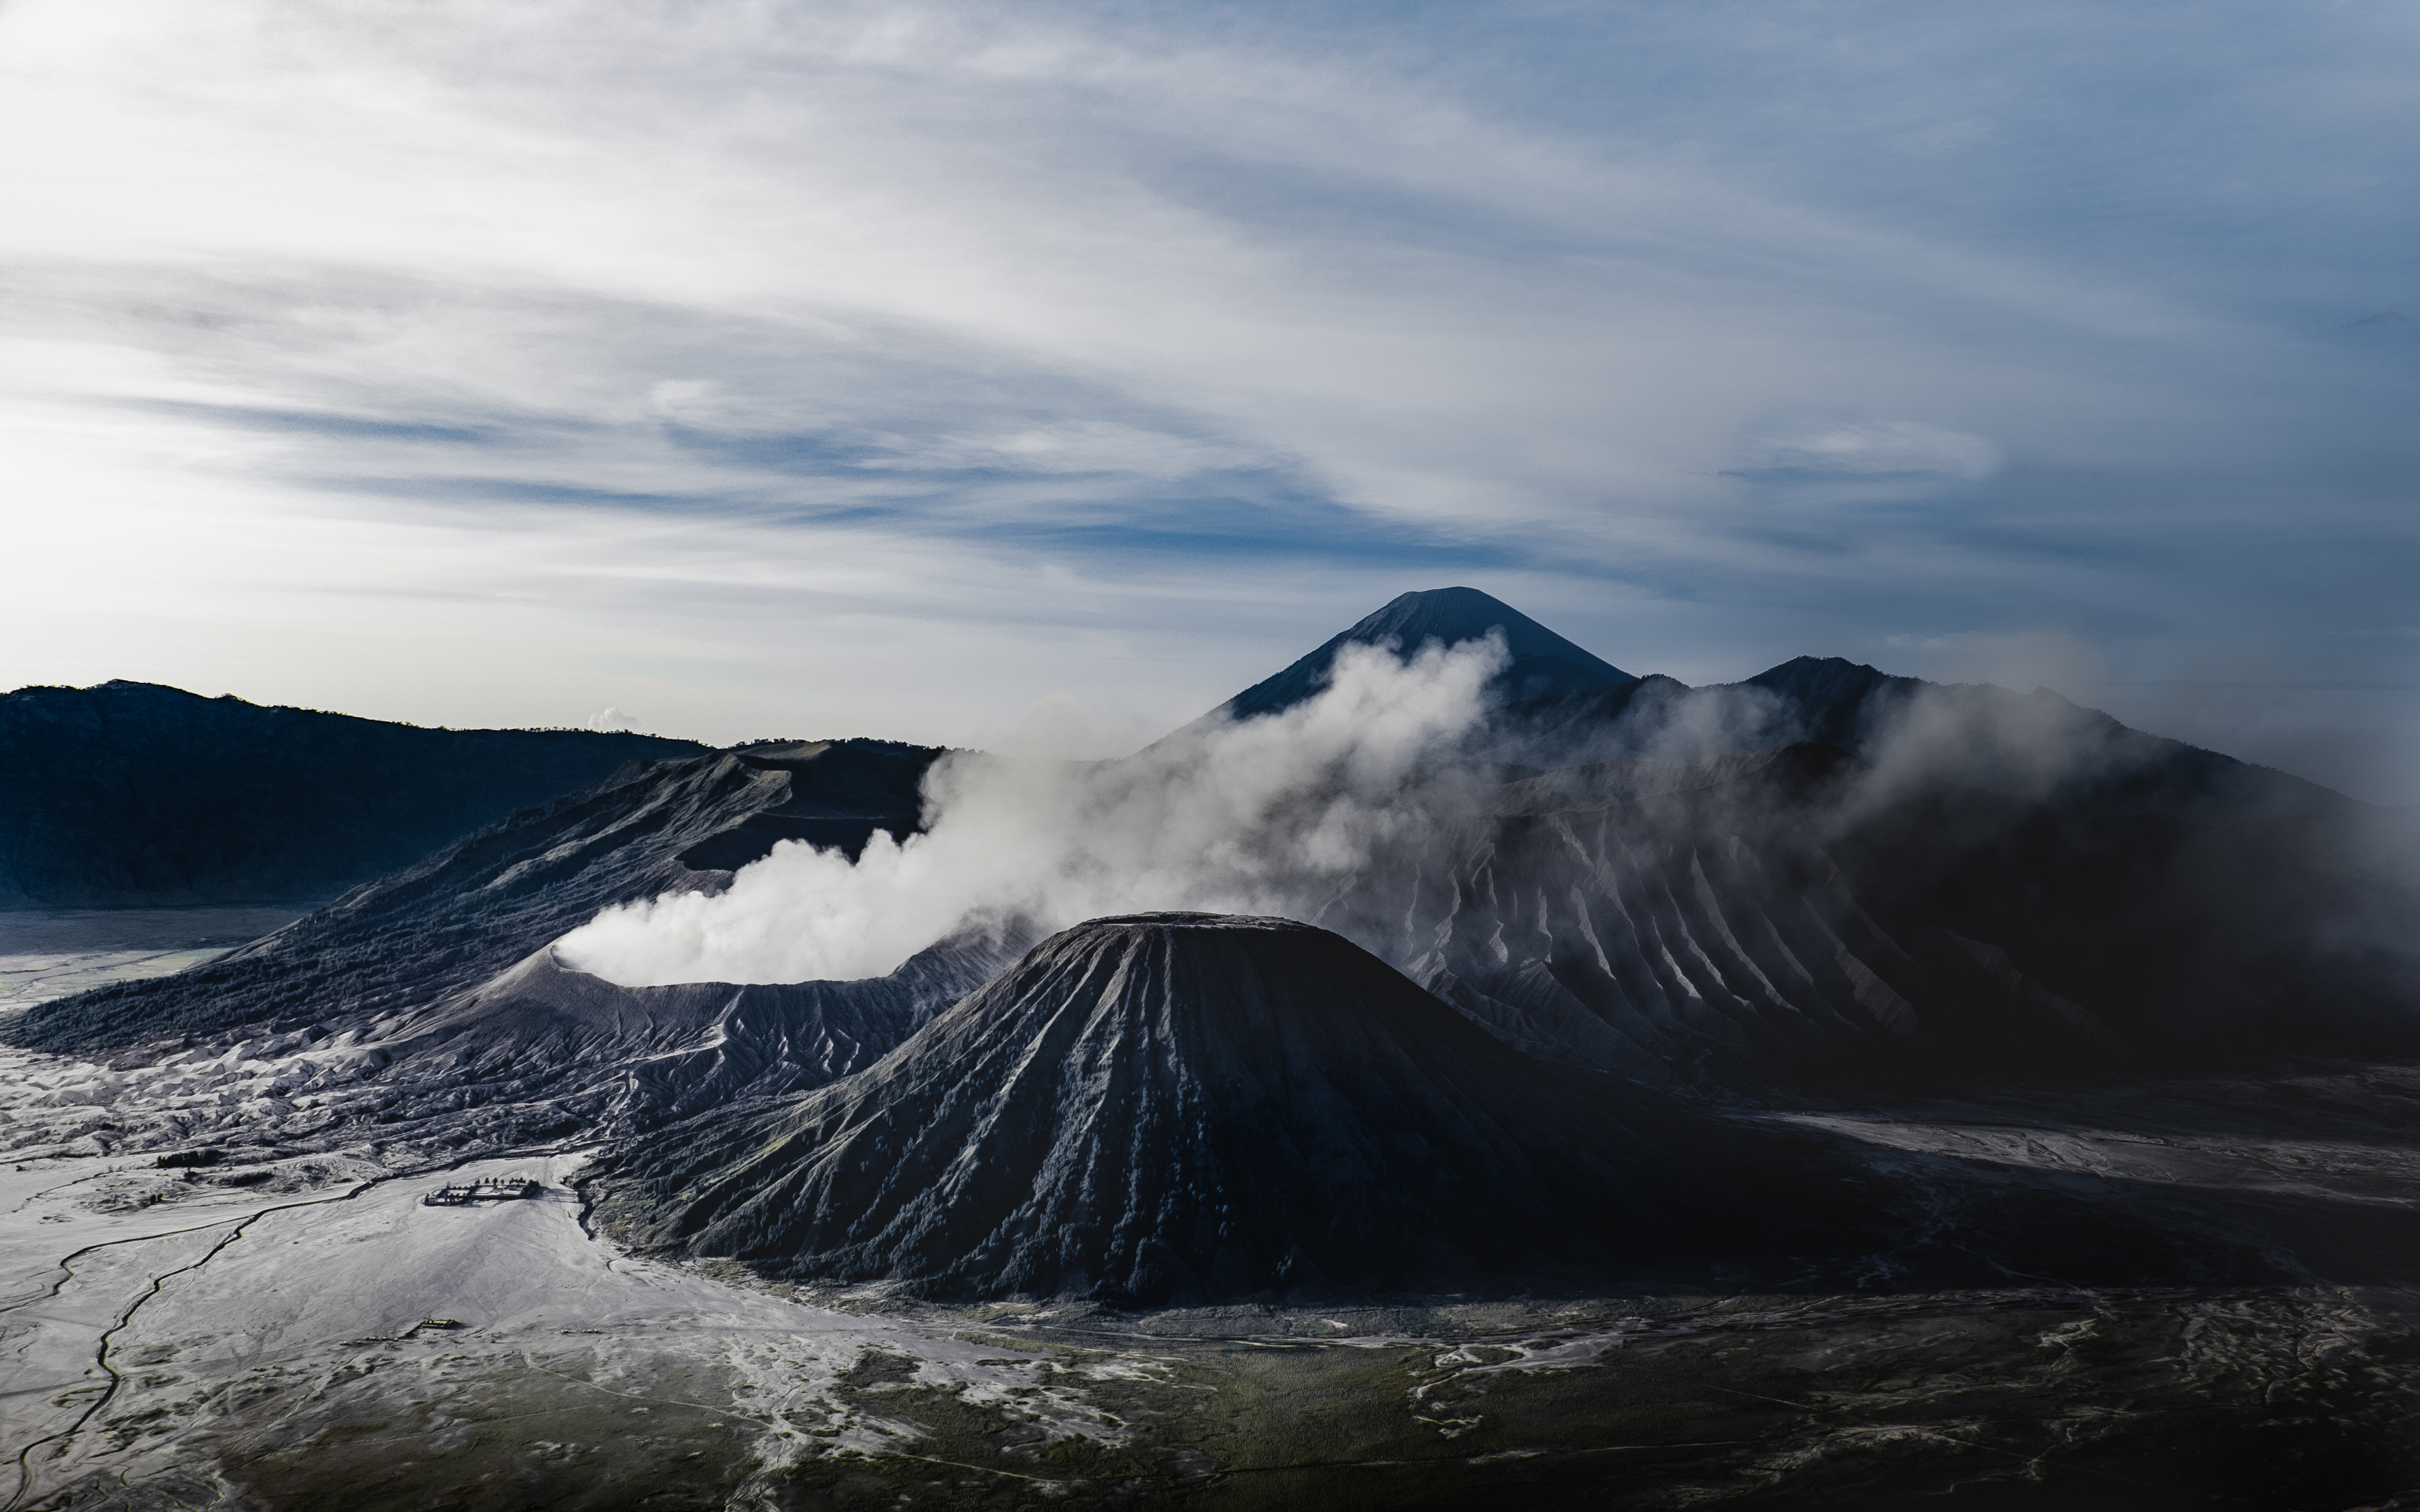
xmin=0 ymin=0 xmax=2412 ymax=792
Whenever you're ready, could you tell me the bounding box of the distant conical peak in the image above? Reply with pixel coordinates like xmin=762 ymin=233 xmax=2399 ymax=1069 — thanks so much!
xmin=1343 ymin=587 xmax=1614 ymax=660
xmin=1204 ymin=587 xmax=1637 ymax=727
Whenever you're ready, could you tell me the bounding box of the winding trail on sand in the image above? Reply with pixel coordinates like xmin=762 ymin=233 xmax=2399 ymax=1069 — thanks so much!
xmin=0 ymin=1142 xmax=595 ymax=1512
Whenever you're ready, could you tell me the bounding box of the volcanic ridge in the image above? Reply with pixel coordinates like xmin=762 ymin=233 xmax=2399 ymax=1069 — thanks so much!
xmin=1203 ymin=585 xmax=1637 ymax=730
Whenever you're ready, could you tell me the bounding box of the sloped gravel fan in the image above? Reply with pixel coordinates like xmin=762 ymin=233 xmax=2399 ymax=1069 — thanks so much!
xmin=593 ymin=913 xmax=1764 ymax=1303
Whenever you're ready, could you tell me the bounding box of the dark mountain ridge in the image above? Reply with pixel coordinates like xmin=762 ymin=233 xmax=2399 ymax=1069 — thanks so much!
xmin=6 ymin=738 xmax=948 ymax=1055
xmin=0 ymin=679 xmax=708 ymax=907
xmin=1516 ymin=653 xmax=2351 ymax=821
xmin=1191 ymin=589 xmax=2375 ymax=857
xmin=590 ymin=914 xmax=1791 ymax=1303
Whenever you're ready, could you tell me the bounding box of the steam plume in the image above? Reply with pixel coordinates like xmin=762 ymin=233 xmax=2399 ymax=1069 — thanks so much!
xmin=555 ymin=635 xmax=1507 ymax=986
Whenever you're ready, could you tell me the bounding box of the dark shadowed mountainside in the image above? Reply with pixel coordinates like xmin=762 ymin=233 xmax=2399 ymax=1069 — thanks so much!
xmin=1386 ymin=743 xmax=2419 ymax=1092
xmin=591 ymin=914 xmax=1809 ymax=1303
xmin=2 ymin=738 xmax=948 ymax=1056
xmin=0 ymin=680 xmax=708 ymax=907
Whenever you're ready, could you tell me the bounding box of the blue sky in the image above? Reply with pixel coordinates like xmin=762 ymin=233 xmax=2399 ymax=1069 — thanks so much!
xmin=2 ymin=1 xmax=2413 ymax=798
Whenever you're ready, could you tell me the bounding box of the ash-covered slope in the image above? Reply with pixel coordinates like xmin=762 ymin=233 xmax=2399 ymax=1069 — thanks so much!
xmin=1388 ymin=743 xmax=2418 ymax=1089
xmin=3 ymin=738 xmax=946 ymax=1055
xmin=369 ymin=928 xmax=1023 ymax=1135
xmin=1206 ymin=587 xmax=1636 ymax=727
xmin=1175 ymin=596 xmax=2413 ymax=1083
xmin=592 ymin=914 xmax=1782 ymax=1303
xmin=6 ymin=931 xmax=1018 ymax=1158
xmin=0 ymin=680 xmax=707 ymax=907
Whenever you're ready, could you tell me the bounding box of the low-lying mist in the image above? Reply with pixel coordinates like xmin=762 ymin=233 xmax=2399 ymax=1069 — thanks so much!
xmin=555 ymin=638 xmax=1510 ymax=987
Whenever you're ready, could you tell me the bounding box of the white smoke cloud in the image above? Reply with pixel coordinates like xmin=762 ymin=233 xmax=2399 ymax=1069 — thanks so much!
xmin=555 ymin=634 xmax=1508 ymax=986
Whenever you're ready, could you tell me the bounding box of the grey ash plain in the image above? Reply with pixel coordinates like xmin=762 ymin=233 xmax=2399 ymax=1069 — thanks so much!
xmin=3 ymin=589 xmax=2418 ymax=1511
